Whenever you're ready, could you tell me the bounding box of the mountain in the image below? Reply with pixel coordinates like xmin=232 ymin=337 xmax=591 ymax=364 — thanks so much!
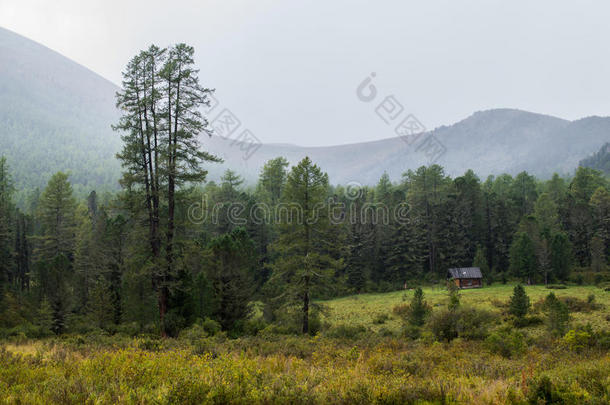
xmin=0 ymin=26 xmax=122 ymax=197
xmin=1 ymin=27 xmax=609 ymax=198
xmin=580 ymin=142 xmax=610 ymax=175
xmin=203 ymin=108 xmax=610 ymax=184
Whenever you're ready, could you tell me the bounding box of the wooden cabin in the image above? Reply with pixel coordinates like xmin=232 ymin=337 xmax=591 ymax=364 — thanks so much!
xmin=447 ymin=267 xmax=483 ymax=289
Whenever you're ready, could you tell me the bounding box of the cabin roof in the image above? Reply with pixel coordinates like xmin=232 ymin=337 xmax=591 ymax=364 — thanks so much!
xmin=448 ymin=267 xmax=482 ymax=279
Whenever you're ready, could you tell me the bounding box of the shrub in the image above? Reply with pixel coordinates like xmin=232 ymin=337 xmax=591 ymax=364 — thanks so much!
xmin=455 ymin=307 xmax=497 ymax=340
xmin=325 ymin=324 xmax=368 ymax=339
xmin=513 ymin=315 xmax=543 ymax=328
xmin=546 ymin=284 xmax=567 ymax=289
xmin=427 ymin=309 xmax=458 ymax=342
xmin=485 ymin=328 xmax=526 ymax=358
xmin=562 ymin=328 xmax=593 ymax=352
xmin=273 ymin=305 xmax=326 ymax=336
xmin=563 ymin=324 xmax=610 ymax=351
xmin=401 ymin=324 xmax=421 ymax=340
xmin=243 ymin=317 xmax=267 ymax=336
xmin=180 ymin=318 xmax=222 ymax=342
xmin=543 ymin=293 xmax=570 ymax=337
xmin=427 ymin=306 xmax=496 ymax=342
xmin=162 ymin=311 xmax=187 ymax=338
xmin=528 ymin=375 xmax=564 ymax=404
xmin=378 ymin=327 xmax=394 ymax=337
xmin=200 ymin=317 xmax=222 ymax=335
xmin=392 ymin=304 xmax=409 ymax=318
xmin=534 ymin=294 xmax=602 ymax=314
xmin=372 ymin=313 xmax=390 ymax=325
xmin=490 ymin=298 xmax=508 ymax=310
xmin=136 ymin=336 xmax=162 ymax=351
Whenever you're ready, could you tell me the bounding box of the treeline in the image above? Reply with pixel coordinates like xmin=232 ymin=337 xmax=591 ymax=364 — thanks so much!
xmin=1 ymin=42 xmax=609 ymax=338
xmin=1 ymin=155 xmax=609 ymax=337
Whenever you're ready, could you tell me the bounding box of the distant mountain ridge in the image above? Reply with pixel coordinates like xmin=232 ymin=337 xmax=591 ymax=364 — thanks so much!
xmin=1 ymin=26 xmax=609 ymax=197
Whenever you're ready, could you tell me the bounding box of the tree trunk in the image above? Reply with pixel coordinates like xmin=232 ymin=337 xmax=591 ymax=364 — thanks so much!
xmin=302 ymin=279 xmax=309 ymax=335
xmin=158 ymin=286 xmax=168 ymax=337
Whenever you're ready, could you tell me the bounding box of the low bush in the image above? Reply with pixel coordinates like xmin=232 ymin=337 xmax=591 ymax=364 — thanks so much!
xmin=527 ymin=375 xmax=564 ymax=404
xmin=563 ymin=324 xmax=610 ymax=352
xmin=372 ymin=313 xmax=390 ymax=325
xmin=485 ymin=328 xmax=527 ymax=358
xmin=136 ymin=336 xmax=162 ymax=351
xmin=392 ymin=304 xmax=409 ymax=318
xmin=512 ymin=315 xmax=543 ymax=328
xmin=325 ymin=324 xmax=368 ymax=339
xmin=0 ymin=323 xmax=52 ymax=340
xmin=546 ymin=284 xmax=568 ymax=289
xmin=560 ymin=296 xmax=602 ymax=313
xmin=401 ymin=324 xmax=421 ymax=340
xmin=427 ymin=306 xmax=497 ymax=342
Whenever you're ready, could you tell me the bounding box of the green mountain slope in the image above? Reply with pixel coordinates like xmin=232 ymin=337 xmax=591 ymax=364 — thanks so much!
xmin=579 ymin=142 xmax=610 ymax=175
xmin=0 ymin=26 xmax=122 ymax=197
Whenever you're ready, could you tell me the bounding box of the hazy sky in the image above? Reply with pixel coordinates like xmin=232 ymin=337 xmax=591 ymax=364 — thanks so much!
xmin=1 ymin=0 xmax=609 ymax=146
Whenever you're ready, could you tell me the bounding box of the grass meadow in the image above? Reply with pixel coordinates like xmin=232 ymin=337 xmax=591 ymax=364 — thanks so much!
xmin=1 ymin=284 xmax=609 ymax=404
xmin=322 ymin=284 xmax=610 ymax=333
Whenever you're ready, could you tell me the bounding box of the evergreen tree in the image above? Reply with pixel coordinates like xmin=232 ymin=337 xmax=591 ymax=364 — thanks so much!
xmin=447 ymin=282 xmax=460 ymax=310
xmin=14 ymin=212 xmax=30 ymax=291
xmin=115 ymin=43 xmax=221 ymax=336
xmin=509 ymin=171 xmax=538 ymax=217
xmin=403 ymin=165 xmax=452 ymax=276
xmin=509 ymin=232 xmax=537 ymax=284
xmin=204 ymin=228 xmax=258 ymax=332
xmin=0 ymin=157 xmax=15 ymax=292
xmin=258 ymin=157 xmax=289 ymax=205
xmin=550 ymin=232 xmax=572 ymax=281
xmin=35 ymin=172 xmax=77 ymax=261
xmin=590 ymin=186 xmax=610 ymax=259
xmin=407 ymin=287 xmax=430 ymax=326
xmin=472 ymin=245 xmax=490 ymax=282
xmin=508 ymin=284 xmax=530 ymax=320
xmin=543 ymin=292 xmax=569 ymax=336
xmin=346 ymin=225 xmax=367 ymax=292
xmin=268 ymin=157 xmax=339 ymax=334
xmin=89 ymin=275 xmax=114 ymax=329
xmin=590 ymin=235 xmax=606 ymax=273
xmin=534 ymin=193 xmax=559 ymax=234
xmin=35 ymin=254 xmax=71 ymax=334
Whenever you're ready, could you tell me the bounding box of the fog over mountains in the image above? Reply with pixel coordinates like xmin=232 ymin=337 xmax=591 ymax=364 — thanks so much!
xmin=1 ymin=26 xmax=608 ymax=193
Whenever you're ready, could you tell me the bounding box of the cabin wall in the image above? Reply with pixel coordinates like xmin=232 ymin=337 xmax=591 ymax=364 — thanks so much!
xmin=456 ymin=278 xmax=482 ymax=288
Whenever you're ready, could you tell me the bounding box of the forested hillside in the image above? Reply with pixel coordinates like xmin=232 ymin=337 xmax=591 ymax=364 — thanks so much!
xmin=580 ymin=142 xmax=610 ymax=175
xmin=0 ymin=27 xmax=122 ymax=202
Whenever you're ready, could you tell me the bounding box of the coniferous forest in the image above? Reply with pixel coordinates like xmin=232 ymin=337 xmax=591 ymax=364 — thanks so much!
xmin=1 ymin=43 xmax=609 ymax=404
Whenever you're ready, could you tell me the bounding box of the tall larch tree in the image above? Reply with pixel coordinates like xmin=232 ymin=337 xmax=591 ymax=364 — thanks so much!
xmin=269 ymin=157 xmax=339 ymax=334
xmin=115 ymin=43 xmax=220 ymax=336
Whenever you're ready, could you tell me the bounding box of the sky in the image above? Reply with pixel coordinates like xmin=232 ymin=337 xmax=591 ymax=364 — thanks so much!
xmin=1 ymin=0 xmax=609 ymax=146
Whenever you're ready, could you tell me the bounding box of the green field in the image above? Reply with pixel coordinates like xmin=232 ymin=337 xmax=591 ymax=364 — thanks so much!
xmin=1 ymin=284 xmax=609 ymax=404
xmin=321 ymin=284 xmax=610 ymax=333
